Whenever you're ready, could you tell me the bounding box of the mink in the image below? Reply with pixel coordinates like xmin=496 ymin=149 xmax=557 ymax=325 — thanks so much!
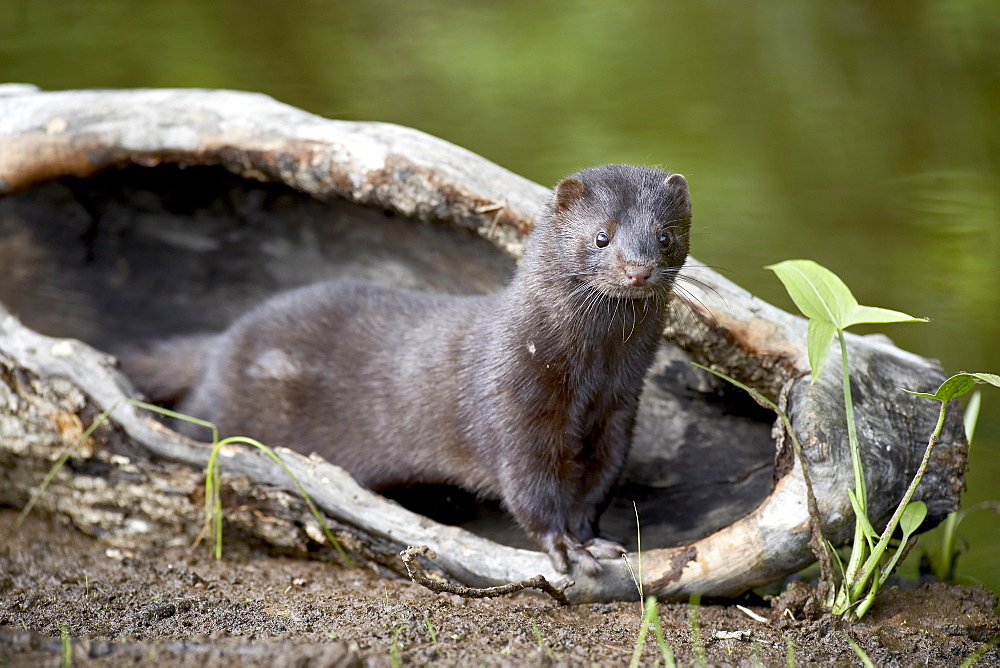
xmin=126 ymin=164 xmax=692 ymax=575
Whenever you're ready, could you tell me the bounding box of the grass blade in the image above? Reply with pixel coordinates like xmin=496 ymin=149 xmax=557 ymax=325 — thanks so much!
xmin=842 ymin=632 xmax=874 ymax=668
xmin=688 ymin=592 xmax=707 ymax=667
xmin=631 ymin=596 xmax=676 ymax=668
xmin=960 ymin=635 xmax=1000 ymax=668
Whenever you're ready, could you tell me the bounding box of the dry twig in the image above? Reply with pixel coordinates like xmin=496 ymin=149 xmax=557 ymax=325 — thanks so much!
xmin=400 ymin=545 xmax=571 ymax=606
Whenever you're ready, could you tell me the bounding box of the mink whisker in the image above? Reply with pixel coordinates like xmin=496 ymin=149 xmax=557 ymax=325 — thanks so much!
xmin=670 ymin=285 xmax=721 ymax=329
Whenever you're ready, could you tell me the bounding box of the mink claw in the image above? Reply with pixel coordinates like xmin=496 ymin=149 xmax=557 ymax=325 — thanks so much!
xmin=542 ymin=533 xmax=604 ymax=576
xmin=583 ymin=537 xmax=627 ymax=560
xmin=566 ymin=544 xmax=603 ymax=576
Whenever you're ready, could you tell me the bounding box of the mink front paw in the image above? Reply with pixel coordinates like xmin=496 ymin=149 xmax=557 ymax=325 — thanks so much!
xmin=542 ymin=533 xmax=621 ymax=576
xmin=584 ymin=537 xmax=627 ymax=560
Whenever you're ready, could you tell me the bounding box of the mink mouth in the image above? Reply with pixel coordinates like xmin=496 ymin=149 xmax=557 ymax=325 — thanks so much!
xmin=591 ymin=280 xmax=672 ymax=301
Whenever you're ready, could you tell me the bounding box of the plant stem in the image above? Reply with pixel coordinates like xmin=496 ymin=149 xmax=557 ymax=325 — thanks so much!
xmin=688 ymin=593 xmax=707 ymax=668
xmin=839 ymin=330 xmax=868 ymax=585
xmin=689 ymin=363 xmax=833 ymax=589
xmin=16 ymin=399 xmax=124 ymax=528
xmin=849 ymin=401 xmax=948 ymax=608
xmin=630 ymin=598 xmax=655 ymax=668
xmin=937 ymin=511 xmax=959 ymax=581
xmin=216 ymin=436 xmax=355 ymax=567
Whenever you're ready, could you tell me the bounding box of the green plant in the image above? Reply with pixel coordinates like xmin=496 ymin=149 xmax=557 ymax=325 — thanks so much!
xmin=626 ymin=501 xmax=644 ymax=601
xmin=842 ymin=632 xmax=874 ymax=668
xmin=424 ymin=613 xmax=438 ymax=649
xmin=960 ymin=634 xmax=1000 ymax=668
xmin=932 ymin=499 xmax=1000 ymax=582
xmin=531 ymin=619 xmax=553 ymax=659
xmin=624 ymin=505 xmax=676 ymax=668
xmin=924 ymin=392 xmax=1000 ymax=582
xmin=621 ymin=501 xmax=645 ymax=634
xmin=767 ymin=259 xmax=928 ymax=617
xmin=894 ymin=375 xmax=1000 ymax=589
xmin=388 ymin=624 xmax=404 ymax=667
xmin=701 ymin=259 xmax=995 ymax=621
xmin=630 ymin=596 xmax=676 ymax=668
xmin=822 ymin=371 xmax=1000 ymax=618
xmin=60 ymin=622 xmax=72 ymax=668
xmin=687 ymin=593 xmax=707 ymax=667
xmin=934 ymin=391 xmax=981 ymax=580
xmin=187 ymin=410 xmax=352 ymax=565
xmin=16 ymin=400 xmax=122 ymax=528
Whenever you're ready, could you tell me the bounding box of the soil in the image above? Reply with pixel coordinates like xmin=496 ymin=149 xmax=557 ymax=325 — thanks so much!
xmin=2 ymin=510 xmax=998 ymax=667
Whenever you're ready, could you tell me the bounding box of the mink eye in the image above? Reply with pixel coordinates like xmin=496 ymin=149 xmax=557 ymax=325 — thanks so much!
xmin=595 ymin=231 xmax=610 ymax=248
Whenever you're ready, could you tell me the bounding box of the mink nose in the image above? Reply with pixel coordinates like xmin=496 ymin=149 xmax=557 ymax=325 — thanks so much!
xmin=625 ymin=265 xmax=652 ymax=286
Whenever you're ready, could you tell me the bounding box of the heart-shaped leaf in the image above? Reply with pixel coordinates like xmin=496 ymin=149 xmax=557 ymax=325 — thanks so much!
xmin=903 ymin=372 xmax=1000 ymax=403
xmin=767 ymin=260 xmax=851 ymax=326
xmin=767 ymin=260 xmax=926 ymax=379
xmin=806 ymin=319 xmax=838 ymax=386
xmin=899 ymin=501 xmax=927 ymax=536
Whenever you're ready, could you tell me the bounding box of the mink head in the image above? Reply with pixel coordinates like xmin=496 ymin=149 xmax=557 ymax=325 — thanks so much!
xmin=540 ymin=164 xmax=692 ymax=300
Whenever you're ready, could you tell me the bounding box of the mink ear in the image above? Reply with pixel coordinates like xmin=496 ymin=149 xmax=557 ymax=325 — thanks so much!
xmin=664 ymin=173 xmax=688 ymax=193
xmin=664 ymin=173 xmax=691 ymax=218
xmin=553 ymin=177 xmax=587 ymax=213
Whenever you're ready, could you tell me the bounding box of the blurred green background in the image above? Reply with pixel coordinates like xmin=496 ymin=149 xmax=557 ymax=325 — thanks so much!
xmin=3 ymin=0 xmax=999 ymax=595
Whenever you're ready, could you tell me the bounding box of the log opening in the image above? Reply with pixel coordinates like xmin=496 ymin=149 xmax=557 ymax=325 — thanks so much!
xmin=0 ymin=162 xmax=777 ymax=555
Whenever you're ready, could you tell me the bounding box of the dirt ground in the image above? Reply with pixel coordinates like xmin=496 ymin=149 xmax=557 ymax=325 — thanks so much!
xmin=2 ymin=509 xmax=999 ymax=667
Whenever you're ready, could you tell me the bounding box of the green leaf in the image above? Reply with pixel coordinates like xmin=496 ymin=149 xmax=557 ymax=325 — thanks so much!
xmin=767 ymin=261 xmax=925 ymax=381
xmin=899 ymin=501 xmax=927 ymax=536
xmin=767 ymin=259 xmax=926 ymax=331
xmin=842 ymin=633 xmax=875 ymax=668
xmin=902 ymin=390 xmax=940 ymax=401
xmin=767 ymin=260 xmax=852 ymax=327
xmin=964 ymin=391 xmax=982 ymax=447
xmin=765 ymin=260 xmax=927 ymax=329
xmin=848 ymin=487 xmax=878 ymax=541
xmin=903 ymin=378 xmax=973 ymax=401
xmin=828 ymin=540 xmax=846 ymax=579
xmin=807 ymin=318 xmax=838 ymax=381
xmin=845 ymin=304 xmax=926 ymax=328
xmin=902 ymin=372 xmax=1000 ymax=403
xmin=875 ymin=501 xmax=930 ymax=591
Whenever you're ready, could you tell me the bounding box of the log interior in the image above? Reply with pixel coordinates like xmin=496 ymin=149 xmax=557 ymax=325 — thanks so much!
xmin=0 ymin=163 xmax=776 ymax=553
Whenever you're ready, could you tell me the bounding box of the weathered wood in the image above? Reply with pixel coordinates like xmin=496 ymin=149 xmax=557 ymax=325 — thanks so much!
xmin=0 ymin=85 xmax=967 ymax=602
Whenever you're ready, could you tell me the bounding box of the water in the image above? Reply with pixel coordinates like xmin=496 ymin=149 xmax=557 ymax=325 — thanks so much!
xmin=3 ymin=0 xmax=999 ymax=595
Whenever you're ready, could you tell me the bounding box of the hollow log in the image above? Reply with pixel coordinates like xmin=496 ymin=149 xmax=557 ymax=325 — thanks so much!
xmin=0 ymin=85 xmax=967 ymax=603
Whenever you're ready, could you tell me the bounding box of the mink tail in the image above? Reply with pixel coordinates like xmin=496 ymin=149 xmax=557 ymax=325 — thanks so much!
xmin=119 ymin=334 xmax=215 ymax=406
